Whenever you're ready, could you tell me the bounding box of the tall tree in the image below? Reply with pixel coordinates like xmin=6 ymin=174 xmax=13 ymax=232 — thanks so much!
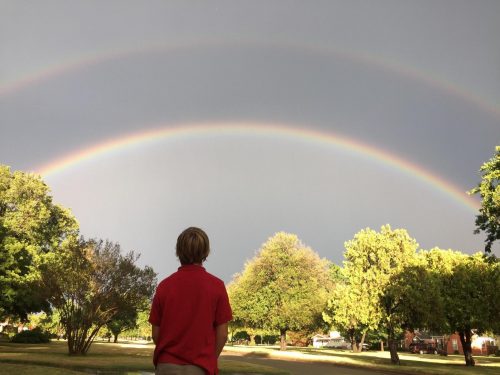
xmin=469 ymin=145 xmax=500 ymax=253
xmin=381 ymin=256 xmax=445 ymax=357
xmin=0 ymin=165 xmax=78 ymax=320
xmin=228 ymin=232 xmax=332 ymax=350
xmin=323 ymin=279 xmax=377 ymax=352
xmin=326 ymin=225 xmax=418 ymax=363
xmin=423 ymin=249 xmax=500 ymax=366
xmin=39 ymin=237 xmax=157 ymax=355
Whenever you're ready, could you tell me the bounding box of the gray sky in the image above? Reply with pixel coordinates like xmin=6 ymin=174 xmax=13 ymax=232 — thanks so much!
xmin=1 ymin=1 xmax=499 ymax=282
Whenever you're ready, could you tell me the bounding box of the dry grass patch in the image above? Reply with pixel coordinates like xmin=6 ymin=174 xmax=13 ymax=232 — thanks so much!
xmin=0 ymin=341 xmax=288 ymax=374
xmin=225 ymin=345 xmax=500 ymax=375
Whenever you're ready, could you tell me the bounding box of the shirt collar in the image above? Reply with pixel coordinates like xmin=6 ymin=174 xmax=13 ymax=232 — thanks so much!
xmin=178 ymin=264 xmax=205 ymax=272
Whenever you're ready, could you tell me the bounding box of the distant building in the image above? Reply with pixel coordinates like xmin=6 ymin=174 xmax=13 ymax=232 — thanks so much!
xmin=312 ymin=331 xmax=350 ymax=349
xmin=404 ymin=330 xmax=497 ymax=356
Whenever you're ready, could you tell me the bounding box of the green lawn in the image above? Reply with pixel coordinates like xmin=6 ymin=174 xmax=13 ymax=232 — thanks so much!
xmin=0 ymin=341 xmax=288 ymax=374
xmin=225 ymin=345 xmax=500 ymax=375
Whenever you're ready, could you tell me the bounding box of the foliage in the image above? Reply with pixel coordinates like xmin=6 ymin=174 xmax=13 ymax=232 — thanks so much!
xmin=381 ymin=259 xmax=445 ymax=351
xmin=120 ymin=309 xmax=152 ymax=340
xmin=0 ymin=165 xmax=78 ymax=320
xmin=11 ymin=327 xmax=51 ymax=343
xmin=411 ymin=248 xmax=500 ymax=366
xmin=261 ymin=334 xmax=279 ymax=345
xmin=106 ymin=298 xmax=151 ymax=342
xmin=28 ymin=311 xmax=64 ymax=338
xmin=39 ymin=237 xmax=157 ymax=354
xmin=469 ymin=146 xmax=500 ymax=253
xmin=432 ymin=251 xmax=499 ymax=366
xmin=228 ymin=232 xmax=332 ymax=350
xmin=324 ymin=225 xmax=419 ymax=364
xmin=287 ymin=330 xmax=313 ymax=347
xmin=232 ymin=330 xmax=251 ymax=342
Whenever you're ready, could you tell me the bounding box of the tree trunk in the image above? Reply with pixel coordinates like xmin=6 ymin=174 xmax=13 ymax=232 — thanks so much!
xmin=351 ymin=330 xmax=366 ymax=353
xmin=388 ymin=339 xmax=400 ymax=364
xmin=459 ymin=330 xmax=475 ymax=366
xmin=279 ymin=329 xmax=287 ymax=351
xmin=380 ymin=340 xmax=384 ymax=351
xmin=387 ymin=328 xmax=400 ymax=365
xmin=348 ymin=329 xmax=357 ymax=352
xmin=113 ymin=334 xmax=118 ymax=343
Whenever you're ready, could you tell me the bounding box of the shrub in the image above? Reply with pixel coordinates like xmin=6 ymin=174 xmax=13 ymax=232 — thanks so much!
xmin=288 ymin=331 xmax=312 ymax=347
xmin=232 ymin=330 xmax=250 ymax=341
xmin=11 ymin=328 xmax=50 ymax=343
xmin=262 ymin=334 xmax=279 ymax=345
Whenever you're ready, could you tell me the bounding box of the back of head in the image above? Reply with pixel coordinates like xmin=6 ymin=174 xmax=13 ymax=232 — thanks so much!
xmin=176 ymin=227 xmax=210 ymax=265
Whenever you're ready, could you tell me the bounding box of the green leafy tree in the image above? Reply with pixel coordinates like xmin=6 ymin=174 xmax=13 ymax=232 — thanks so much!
xmin=0 ymin=165 xmax=78 ymax=320
xmin=39 ymin=237 xmax=157 ymax=354
xmin=323 ymin=281 xmax=376 ymax=352
xmin=325 ymin=225 xmax=418 ymax=363
xmin=424 ymin=249 xmax=499 ymax=366
xmin=469 ymin=146 xmax=500 ymax=253
xmin=381 ymin=257 xmax=445 ymax=357
xmin=106 ymin=308 xmax=138 ymax=343
xmin=28 ymin=310 xmax=64 ymax=338
xmin=228 ymin=232 xmax=332 ymax=350
xmin=106 ymin=296 xmax=151 ymax=342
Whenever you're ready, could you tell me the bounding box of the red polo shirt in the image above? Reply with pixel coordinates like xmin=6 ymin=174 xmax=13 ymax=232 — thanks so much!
xmin=149 ymin=265 xmax=232 ymax=375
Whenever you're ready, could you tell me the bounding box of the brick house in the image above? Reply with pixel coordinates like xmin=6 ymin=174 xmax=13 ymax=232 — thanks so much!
xmin=405 ymin=331 xmax=496 ymax=356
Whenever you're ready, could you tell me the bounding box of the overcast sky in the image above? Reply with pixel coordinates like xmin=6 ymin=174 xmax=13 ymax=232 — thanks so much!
xmin=1 ymin=1 xmax=499 ymax=283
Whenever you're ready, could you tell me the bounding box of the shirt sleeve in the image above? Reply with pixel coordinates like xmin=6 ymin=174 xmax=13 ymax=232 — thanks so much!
xmin=149 ymin=291 xmax=161 ymax=326
xmin=214 ymin=282 xmax=232 ymax=326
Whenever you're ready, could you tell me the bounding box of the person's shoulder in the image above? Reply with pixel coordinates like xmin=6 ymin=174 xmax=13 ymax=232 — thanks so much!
xmin=156 ymin=272 xmax=179 ymax=289
xmin=204 ymin=271 xmax=226 ymax=288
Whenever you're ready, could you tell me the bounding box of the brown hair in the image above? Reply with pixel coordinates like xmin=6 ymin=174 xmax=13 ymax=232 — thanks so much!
xmin=176 ymin=227 xmax=210 ymax=265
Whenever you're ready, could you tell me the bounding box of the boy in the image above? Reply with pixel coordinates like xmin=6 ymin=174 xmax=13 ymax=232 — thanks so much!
xmin=149 ymin=227 xmax=232 ymax=375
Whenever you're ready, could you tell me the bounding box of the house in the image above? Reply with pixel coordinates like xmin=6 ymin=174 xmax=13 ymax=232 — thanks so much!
xmin=447 ymin=333 xmax=496 ymax=356
xmin=405 ymin=330 xmax=496 ymax=356
xmin=312 ymin=331 xmax=350 ymax=349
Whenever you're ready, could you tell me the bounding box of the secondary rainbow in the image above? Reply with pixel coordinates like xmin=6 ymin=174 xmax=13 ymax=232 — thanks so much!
xmin=2 ymin=39 xmax=499 ymax=120
xmin=36 ymin=122 xmax=479 ymax=213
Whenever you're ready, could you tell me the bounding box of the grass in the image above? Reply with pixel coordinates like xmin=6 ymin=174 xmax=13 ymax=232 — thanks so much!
xmin=0 ymin=341 xmax=288 ymax=374
xmin=225 ymin=345 xmax=500 ymax=375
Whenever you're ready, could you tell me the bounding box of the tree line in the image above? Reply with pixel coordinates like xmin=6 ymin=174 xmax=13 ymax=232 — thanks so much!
xmin=228 ymin=147 xmax=500 ymax=367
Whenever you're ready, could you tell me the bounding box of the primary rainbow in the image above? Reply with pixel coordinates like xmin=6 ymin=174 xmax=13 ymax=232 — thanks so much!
xmin=36 ymin=121 xmax=479 ymax=213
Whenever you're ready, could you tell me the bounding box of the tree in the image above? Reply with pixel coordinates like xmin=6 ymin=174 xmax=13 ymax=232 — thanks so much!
xmin=469 ymin=146 xmax=500 ymax=253
xmin=381 ymin=258 xmax=445 ymax=357
xmin=228 ymin=232 xmax=332 ymax=350
xmin=0 ymin=165 xmax=78 ymax=320
xmin=106 ymin=296 xmax=151 ymax=343
xmin=423 ymin=249 xmax=500 ymax=366
xmin=323 ymin=281 xmax=377 ymax=352
xmin=39 ymin=237 xmax=157 ymax=354
xmin=106 ymin=307 xmax=139 ymax=343
xmin=325 ymin=225 xmax=418 ymax=363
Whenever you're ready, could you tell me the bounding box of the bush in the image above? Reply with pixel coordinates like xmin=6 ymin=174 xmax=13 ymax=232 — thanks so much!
xmin=11 ymin=328 xmax=51 ymax=343
xmin=262 ymin=334 xmax=279 ymax=345
xmin=288 ymin=331 xmax=312 ymax=347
